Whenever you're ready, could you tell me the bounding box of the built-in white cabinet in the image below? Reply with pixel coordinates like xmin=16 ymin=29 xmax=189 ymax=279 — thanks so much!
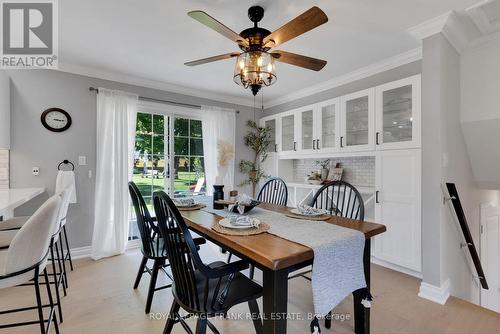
xmin=373 ymin=149 xmax=421 ymax=274
xmin=375 ymin=75 xmax=421 ymax=150
xmin=340 ymin=88 xmax=375 ymax=152
xmin=260 ymin=74 xmax=421 ymax=159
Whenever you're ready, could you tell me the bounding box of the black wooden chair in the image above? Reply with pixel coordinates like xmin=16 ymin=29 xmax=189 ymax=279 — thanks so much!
xmin=310 ymin=180 xmax=364 ymax=220
xmin=309 ymin=180 xmax=365 ymax=329
xmin=229 ymin=177 xmax=288 ymax=279
xmin=128 ymin=182 xmax=206 ymax=313
xmin=257 ymin=177 xmax=288 ymax=206
xmin=153 ymin=191 xmax=263 ymax=334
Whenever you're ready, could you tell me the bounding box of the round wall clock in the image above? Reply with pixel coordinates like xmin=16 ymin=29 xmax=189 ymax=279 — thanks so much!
xmin=41 ymin=108 xmax=72 ymax=132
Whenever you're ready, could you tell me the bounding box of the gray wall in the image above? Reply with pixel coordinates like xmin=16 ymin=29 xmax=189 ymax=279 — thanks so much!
xmin=0 ymin=70 xmax=10 ymax=149
xmin=7 ymin=69 xmax=255 ymax=248
xmin=262 ymin=61 xmax=422 ymax=116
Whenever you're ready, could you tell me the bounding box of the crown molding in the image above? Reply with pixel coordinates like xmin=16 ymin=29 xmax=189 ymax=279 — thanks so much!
xmin=442 ymin=12 xmax=470 ymax=54
xmin=407 ymin=11 xmax=470 ymax=54
xmin=265 ymin=47 xmax=422 ymax=109
xmin=408 ymin=11 xmax=452 ymax=41
xmin=56 ymin=62 xmax=256 ymax=107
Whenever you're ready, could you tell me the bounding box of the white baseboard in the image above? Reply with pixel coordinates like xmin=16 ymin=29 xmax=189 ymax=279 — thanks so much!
xmin=371 ymin=256 xmax=423 ymax=279
xmin=69 ymin=240 xmax=141 ymax=260
xmin=418 ymin=278 xmax=451 ymax=305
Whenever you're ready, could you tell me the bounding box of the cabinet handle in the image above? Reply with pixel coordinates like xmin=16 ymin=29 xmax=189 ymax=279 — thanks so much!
xmin=293 ymin=142 xmax=297 ymax=151
xmin=274 ymin=144 xmax=277 ymax=152
xmin=376 ymin=132 xmax=380 ymax=145
xmin=375 ymin=191 xmax=380 ymax=203
xmin=340 ymin=136 xmax=344 ymax=148
xmin=313 ymin=139 xmax=316 ymax=150
xmin=316 ymin=139 xmax=320 ymax=150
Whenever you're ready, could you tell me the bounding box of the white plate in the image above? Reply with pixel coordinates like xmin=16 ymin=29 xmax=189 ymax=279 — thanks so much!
xmin=290 ymin=208 xmax=326 ymax=216
xmin=174 ymin=201 xmax=196 ymax=208
xmin=218 ymin=218 xmax=260 ymax=229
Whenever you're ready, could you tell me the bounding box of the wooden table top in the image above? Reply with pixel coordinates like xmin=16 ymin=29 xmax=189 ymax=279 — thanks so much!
xmin=181 ymin=202 xmax=386 ymax=271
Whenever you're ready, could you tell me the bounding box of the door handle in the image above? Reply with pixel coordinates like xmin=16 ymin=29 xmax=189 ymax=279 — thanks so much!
xmin=375 ymin=191 xmax=380 ymax=203
xmin=376 ymin=132 xmax=380 ymax=145
xmin=313 ymin=139 xmax=316 ymax=150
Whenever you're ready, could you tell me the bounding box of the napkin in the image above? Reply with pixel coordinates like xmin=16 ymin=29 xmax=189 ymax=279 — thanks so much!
xmin=229 ymin=194 xmax=255 ymax=214
xmin=173 ymin=198 xmax=195 ymax=207
xmin=297 ymin=204 xmax=327 ymax=216
xmin=227 ymin=215 xmax=260 ymax=228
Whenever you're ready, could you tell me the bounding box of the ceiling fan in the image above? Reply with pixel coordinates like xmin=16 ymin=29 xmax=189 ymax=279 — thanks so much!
xmin=185 ymin=6 xmax=328 ymax=96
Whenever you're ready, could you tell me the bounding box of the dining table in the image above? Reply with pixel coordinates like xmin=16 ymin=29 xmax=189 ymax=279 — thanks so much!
xmin=180 ymin=202 xmax=386 ymax=334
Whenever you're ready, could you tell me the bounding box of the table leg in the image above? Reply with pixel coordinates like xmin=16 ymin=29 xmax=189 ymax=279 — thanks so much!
xmin=354 ymin=239 xmax=371 ymax=334
xmin=262 ymin=268 xmax=288 ymax=334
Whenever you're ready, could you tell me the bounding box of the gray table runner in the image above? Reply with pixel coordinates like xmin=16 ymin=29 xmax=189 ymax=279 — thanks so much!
xmin=196 ymin=197 xmax=366 ymax=315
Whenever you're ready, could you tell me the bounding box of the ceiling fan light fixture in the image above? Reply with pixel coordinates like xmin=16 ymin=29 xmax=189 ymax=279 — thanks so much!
xmin=233 ymin=51 xmax=277 ymax=95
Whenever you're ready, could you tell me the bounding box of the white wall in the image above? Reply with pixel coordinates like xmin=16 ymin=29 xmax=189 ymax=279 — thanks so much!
xmin=0 ymin=70 xmax=10 ymax=149
xmin=461 ymin=37 xmax=500 ymax=189
xmin=421 ymin=33 xmax=500 ymax=305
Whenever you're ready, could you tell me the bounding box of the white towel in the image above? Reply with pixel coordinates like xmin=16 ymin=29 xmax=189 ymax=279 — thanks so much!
xmin=56 ymin=171 xmax=77 ymax=203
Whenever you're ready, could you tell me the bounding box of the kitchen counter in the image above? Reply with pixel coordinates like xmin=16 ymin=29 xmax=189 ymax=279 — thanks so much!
xmin=0 ymin=188 xmax=45 ymax=218
xmin=286 ymin=181 xmax=375 ymax=194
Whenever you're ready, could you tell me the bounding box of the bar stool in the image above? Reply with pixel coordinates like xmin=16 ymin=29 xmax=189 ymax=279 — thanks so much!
xmin=0 ymin=195 xmax=62 ymax=334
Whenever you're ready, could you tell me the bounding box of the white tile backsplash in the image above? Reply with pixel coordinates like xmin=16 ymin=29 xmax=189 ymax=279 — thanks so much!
xmin=292 ymin=156 xmax=375 ymax=187
xmin=0 ymin=149 xmax=9 ymax=189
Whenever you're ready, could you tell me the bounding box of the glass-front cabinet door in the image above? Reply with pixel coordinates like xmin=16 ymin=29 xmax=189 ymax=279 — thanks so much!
xmin=280 ymin=113 xmax=296 ymax=152
xmin=375 ymin=75 xmax=421 ymax=150
xmin=299 ymin=107 xmax=315 ymax=151
xmin=340 ymin=88 xmax=375 ymax=152
xmin=316 ymin=98 xmax=339 ymax=152
xmin=264 ymin=118 xmax=278 ymax=153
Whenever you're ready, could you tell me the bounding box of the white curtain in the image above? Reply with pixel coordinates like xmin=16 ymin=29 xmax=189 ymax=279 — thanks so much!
xmin=201 ymin=106 xmax=236 ymax=196
xmin=91 ymin=88 xmax=138 ymax=260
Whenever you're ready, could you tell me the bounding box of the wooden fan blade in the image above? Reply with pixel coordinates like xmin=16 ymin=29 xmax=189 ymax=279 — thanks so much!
xmin=188 ymin=11 xmax=248 ymax=47
xmin=263 ymin=7 xmax=328 ymax=47
xmin=271 ymin=50 xmax=327 ymax=71
xmin=184 ymin=52 xmax=240 ymax=66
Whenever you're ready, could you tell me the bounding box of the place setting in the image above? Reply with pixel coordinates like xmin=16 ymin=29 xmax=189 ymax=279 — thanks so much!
xmin=285 ymin=204 xmax=332 ymax=221
xmin=172 ymin=197 xmax=206 ymax=211
xmin=212 ymin=194 xmax=270 ymax=235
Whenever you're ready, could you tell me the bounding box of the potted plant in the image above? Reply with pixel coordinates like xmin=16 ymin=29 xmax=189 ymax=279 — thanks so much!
xmin=315 ymin=159 xmax=331 ymax=180
xmin=239 ymin=120 xmax=271 ymax=197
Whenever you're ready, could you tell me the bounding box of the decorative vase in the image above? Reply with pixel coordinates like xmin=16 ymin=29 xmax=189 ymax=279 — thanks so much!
xmin=213 ymin=185 xmax=225 ymax=209
xmin=321 ymin=168 xmax=329 ymax=181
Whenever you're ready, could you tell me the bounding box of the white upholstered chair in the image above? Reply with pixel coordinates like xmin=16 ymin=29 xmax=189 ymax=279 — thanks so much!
xmin=0 ymin=194 xmax=62 ymax=334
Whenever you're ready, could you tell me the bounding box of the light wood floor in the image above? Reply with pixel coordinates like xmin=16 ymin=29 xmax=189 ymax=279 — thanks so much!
xmin=1 ymin=249 xmax=499 ymax=333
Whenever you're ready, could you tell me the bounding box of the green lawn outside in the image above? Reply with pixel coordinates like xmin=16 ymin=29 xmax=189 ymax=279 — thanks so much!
xmin=132 ymin=171 xmax=203 ymax=197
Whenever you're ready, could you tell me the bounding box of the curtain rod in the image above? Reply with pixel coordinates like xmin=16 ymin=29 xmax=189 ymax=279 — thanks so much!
xmin=89 ymin=87 xmax=239 ymax=113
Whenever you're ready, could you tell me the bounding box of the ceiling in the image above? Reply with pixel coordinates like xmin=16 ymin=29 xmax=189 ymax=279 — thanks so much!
xmin=59 ymin=0 xmax=481 ymax=106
